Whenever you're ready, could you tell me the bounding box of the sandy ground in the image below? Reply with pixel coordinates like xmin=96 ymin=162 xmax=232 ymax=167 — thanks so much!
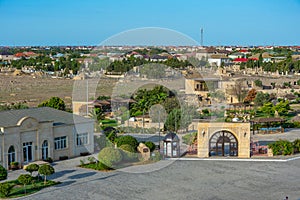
xmin=0 ymin=74 xmax=117 ymax=107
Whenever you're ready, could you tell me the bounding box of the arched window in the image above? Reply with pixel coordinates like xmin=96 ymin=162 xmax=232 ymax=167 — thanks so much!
xmin=8 ymin=145 xmax=16 ymax=165
xmin=209 ymin=131 xmax=238 ymax=156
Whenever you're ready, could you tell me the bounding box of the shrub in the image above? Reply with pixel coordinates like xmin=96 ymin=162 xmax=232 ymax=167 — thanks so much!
xmin=0 ymin=165 xmax=7 ymax=181
xmin=254 ymin=79 xmax=263 ymax=87
xmin=98 ymin=147 xmax=122 ymax=167
xmin=80 ymin=162 xmax=112 ymax=171
xmin=150 ymin=151 xmax=162 ymax=162
xmin=44 ymin=157 xmax=53 ymax=163
xmin=87 ymin=156 xmax=96 ymax=163
xmin=96 ymin=162 xmax=112 ymax=170
xmin=268 ymin=140 xmax=294 ymax=155
xmin=0 ymin=182 xmax=13 ymax=197
xmin=182 ymin=132 xmax=197 ymax=145
xmin=119 ymin=144 xmax=138 ymax=161
xmin=145 ymin=141 xmax=156 ymax=152
xmin=59 ymin=156 xmax=68 ymax=160
xmin=119 ymin=144 xmax=135 ymax=152
xmin=202 ymin=109 xmax=209 ymax=114
xmin=10 ymin=161 xmax=19 ymax=166
xmin=116 ymin=135 xmax=138 ymax=149
xmin=25 ymin=163 xmax=39 ymax=176
xmin=293 ymin=139 xmax=300 ymax=153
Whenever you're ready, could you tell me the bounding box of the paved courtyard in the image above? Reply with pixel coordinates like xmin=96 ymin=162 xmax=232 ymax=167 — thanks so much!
xmin=9 ymin=157 xmax=300 ymax=200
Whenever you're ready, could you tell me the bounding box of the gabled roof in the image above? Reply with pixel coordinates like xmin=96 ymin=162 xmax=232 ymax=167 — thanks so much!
xmin=0 ymin=107 xmax=93 ymax=128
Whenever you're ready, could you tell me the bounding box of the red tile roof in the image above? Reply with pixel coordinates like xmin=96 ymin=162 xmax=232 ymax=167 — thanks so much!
xmin=233 ymin=58 xmax=248 ymax=62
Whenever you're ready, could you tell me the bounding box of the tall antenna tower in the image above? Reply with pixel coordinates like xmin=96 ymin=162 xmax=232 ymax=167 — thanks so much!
xmin=200 ymin=28 xmax=204 ymax=46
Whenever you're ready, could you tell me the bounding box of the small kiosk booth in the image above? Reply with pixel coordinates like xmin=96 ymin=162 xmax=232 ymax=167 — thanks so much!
xmin=163 ymin=132 xmax=180 ymax=158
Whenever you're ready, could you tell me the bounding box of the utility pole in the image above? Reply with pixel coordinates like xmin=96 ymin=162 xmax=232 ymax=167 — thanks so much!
xmin=86 ymin=80 xmax=89 ymax=116
xmin=200 ymin=28 xmax=204 ymax=47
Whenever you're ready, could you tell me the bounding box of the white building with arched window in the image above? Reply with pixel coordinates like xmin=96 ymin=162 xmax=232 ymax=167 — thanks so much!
xmin=0 ymin=107 xmax=94 ymax=169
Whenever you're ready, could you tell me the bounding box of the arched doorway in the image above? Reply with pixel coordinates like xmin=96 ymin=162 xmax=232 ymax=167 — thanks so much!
xmin=209 ymin=131 xmax=238 ymax=156
xmin=8 ymin=145 xmax=16 ymax=165
xmin=42 ymin=140 xmax=48 ymax=160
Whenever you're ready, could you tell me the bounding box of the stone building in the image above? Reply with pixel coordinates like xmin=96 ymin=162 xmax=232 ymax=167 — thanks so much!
xmin=197 ymin=122 xmax=250 ymax=158
xmin=0 ymin=107 xmax=94 ymax=169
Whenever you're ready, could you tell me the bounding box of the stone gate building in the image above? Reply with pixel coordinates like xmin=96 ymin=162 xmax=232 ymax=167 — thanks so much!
xmin=197 ymin=122 xmax=250 ymax=158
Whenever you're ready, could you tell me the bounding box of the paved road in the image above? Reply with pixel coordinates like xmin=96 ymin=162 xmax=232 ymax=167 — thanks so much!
xmin=252 ymin=128 xmax=300 ymax=142
xmin=13 ymin=157 xmax=300 ymax=200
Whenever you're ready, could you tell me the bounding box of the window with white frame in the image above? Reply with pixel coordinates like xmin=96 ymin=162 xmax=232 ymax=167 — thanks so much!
xmin=76 ymin=133 xmax=88 ymax=146
xmin=54 ymin=136 xmax=67 ymax=150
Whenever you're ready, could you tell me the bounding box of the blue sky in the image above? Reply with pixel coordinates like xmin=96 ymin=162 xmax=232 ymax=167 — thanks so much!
xmin=1 ymin=0 xmax=300 ymax=46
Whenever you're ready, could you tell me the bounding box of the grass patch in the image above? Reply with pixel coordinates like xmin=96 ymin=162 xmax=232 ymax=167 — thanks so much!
xmin=100 ymin=119 xmax=118 ymax=128
xmin=80 ymin=162 xmax=113 ymax=171
xmin=0 ymin=177 xmax=60 ymax=199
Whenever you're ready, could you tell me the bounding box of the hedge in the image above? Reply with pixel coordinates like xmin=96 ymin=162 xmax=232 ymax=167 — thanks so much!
xmin=98 ymin=147 xmax=122 ymax=167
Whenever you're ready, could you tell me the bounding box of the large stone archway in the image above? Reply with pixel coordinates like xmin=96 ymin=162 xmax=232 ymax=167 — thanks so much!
xmin=197 ymin=122 xmax=250 ymax=158
xmin=209 ymin=131 xmax=238 ymax=156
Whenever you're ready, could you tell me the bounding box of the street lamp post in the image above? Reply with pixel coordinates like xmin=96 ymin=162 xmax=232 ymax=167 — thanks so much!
xmin=158 ymin=109 xmax=161 ymax=150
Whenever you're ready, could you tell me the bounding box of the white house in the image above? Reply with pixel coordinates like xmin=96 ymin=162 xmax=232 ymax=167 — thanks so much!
xmin=0 ymin=107 xmax=94 ymax=169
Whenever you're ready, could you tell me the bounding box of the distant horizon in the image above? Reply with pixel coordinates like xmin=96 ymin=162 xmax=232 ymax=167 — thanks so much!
xmin=1 ymin=44 xmax=300 ymax=48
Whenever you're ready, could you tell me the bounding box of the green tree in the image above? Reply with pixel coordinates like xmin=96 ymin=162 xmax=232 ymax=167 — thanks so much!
xmin=130 ymin=86 xmax=168 ymax=116
xmin=25 ymin=163 xmax=39 ymax=176
xmin=38 ymin=165 xmax=55 ymax=185
xmin=17 ymin=174 xmax=33 ymax=194
xmin=177 ymin=105 xmax=198 ymax=131
xmin=0 ymin=182 xmax=14 ymax=197
xmin=38 ymin=97 xmax=66 ymax=111
xmin=161 ymin=97 xmax=180 ymax=114
xmin=274 ymin=100 xmax=290 ymax=116
xmin=258 ymin=53 xmax=263 ymax=67
xmin=0 ymin=165 xmax=7 ymax=181
xmin=165 ymin=109 xmax=181 ymax=132
xmin=89 ymin=107 xmax=105 ymax=122
xmin=254 ymin=92 xmax=270 ymax=106
xmin=259 ymin=102 xmax=274 ymax=117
